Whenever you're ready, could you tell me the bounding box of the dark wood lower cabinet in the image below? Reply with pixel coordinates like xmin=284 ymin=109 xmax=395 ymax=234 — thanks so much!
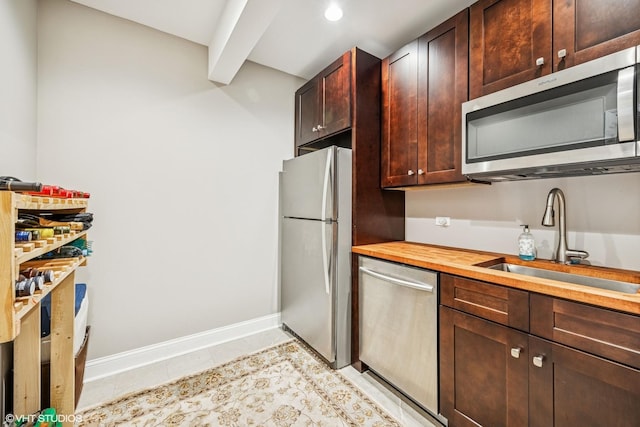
xmin=441 ymin=305 xmax=640 ymax=427
xmin=440 ymin=306 xmax=528 ymax=427
xmin=529 ymin=336 xmax=640 ymax=427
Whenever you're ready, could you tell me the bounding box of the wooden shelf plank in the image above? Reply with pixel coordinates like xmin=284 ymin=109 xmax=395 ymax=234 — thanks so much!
xmin=13 ymin=305 xmax=41 ymax=416
xmin=14 ymin=257 xmax=85 ymax=322
xmin=15 ymin=230 xmax=87 ymax=265
xmin=50 ymin=273 xmax=76 ymax=420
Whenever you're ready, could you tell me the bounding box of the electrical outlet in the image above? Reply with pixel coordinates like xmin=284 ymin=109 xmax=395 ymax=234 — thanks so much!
xmin=435 ymin=216 xmax=451 ymax=227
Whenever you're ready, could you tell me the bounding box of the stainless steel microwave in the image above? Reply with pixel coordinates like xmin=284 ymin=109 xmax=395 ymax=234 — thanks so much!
xmin=462 ymin=46 xmax=639 ymax=181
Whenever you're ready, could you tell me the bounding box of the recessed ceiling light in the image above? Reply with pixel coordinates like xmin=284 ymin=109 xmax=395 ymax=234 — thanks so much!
xmin=324 ymin=4 xmax=343 ymax=21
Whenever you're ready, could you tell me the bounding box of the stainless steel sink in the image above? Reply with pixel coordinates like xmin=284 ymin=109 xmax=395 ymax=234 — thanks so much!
xmin=487 ymin=263 xmax=640 ymax=294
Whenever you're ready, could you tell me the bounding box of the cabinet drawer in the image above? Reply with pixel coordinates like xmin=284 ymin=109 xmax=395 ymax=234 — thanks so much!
xmin=441 ymin=274 xmax=529 ymax=331
xmin=530 ymin=293 xmax=640 ymax=369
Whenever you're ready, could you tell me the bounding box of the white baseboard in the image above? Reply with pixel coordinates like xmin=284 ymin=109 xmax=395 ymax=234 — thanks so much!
xmin=84 ymin=313 xmax=281 ymax=382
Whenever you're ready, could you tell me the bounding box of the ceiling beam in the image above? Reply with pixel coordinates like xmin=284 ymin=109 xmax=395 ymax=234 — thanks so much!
xmin=208 ymin=0 xmax=283 ymax=85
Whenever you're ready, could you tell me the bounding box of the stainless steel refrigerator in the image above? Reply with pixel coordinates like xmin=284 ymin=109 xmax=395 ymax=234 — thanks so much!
xmin=279 ymin=146 xmax=352 ymax=369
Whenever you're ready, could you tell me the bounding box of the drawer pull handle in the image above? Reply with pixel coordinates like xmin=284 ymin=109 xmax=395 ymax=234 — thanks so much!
xmin=511 ymin=347 xmax=522 ymax=359
xmin=533 ymin=355 xmax=545 ymax=368
xmin=359 ymin=266 xmax=434 ymax=292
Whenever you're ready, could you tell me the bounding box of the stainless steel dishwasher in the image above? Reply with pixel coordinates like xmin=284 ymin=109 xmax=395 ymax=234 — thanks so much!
xmin=358 ymin=256 xmax=439 ymax=416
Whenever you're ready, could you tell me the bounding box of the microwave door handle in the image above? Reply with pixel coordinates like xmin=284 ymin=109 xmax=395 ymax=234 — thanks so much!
xmin=616 ymin=66 xmax=635 ymax=142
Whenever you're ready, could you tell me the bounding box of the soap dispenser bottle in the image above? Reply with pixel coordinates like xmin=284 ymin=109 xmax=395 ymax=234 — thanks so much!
xmin=518 ymin=225 xmax=536 ymax=261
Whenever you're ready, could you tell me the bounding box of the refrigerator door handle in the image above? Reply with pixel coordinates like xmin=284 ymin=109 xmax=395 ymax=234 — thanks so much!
xmin=321 ymin=148 xmax=332 ymax=221
xmin=321 ymin=149 xmax=333 ymax=295
xmin=321 ymin=222 xmax=331 ymax=295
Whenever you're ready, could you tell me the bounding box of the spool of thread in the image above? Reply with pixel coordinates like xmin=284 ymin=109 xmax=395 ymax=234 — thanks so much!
xmin=20 ymin=267 xmax=37 ymax=278
xmin=53 ymin=226 xmax=70 ymax=235
xmin=33 ymin=275 xmax=44 ymax=290
xmin=15 ymin=279 xmax=35 ymax=297
xmin=15 ymin=231 xmax=32 ymax=241
xmin=24 ymin=228 xmax=54 ymax=239
xmin=42 ymin=270 xmax=55 ymax=283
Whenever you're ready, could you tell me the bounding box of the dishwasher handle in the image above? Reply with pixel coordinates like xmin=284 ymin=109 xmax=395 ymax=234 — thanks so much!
xmin=359 ymin=266 xmax=434 ymax=292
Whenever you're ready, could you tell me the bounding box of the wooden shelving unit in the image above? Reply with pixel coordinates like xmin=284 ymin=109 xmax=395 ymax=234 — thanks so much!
xmin=1 ymin=191 xmax=89 ymax=424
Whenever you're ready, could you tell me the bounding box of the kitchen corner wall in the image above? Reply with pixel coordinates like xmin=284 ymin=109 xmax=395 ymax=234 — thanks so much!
xmin=0 ymin=0 xmax=37 ymax=178
xmin=36 ymin=0 xmax=304 ymax=359
xmin=406 ymin=172 xmax=640 ymax=271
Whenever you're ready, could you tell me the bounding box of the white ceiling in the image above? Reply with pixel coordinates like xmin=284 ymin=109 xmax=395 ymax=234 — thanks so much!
xmin=70 ymin=0 xmax=476 ymax=84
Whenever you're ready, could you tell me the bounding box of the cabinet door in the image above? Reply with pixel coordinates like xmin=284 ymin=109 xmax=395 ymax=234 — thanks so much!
xmin=381 ymin=40 xmax=418 ymax=187
xmin=440 ymin=307 xmax=529 ymax=427
xmin=295 ymin=78 xmax=320 ymax=147
xmin=529 ymin=336 xmax=640 ymax=427
xmin=417 ymin=10 xmax=468 ymax=185
xmin=319 ymin=51 xmax=351 ymax=138
xmin=553 ymin=0 xmax=640 ymax=70
xmin=469 ymin=0 xmax=552 ymax=99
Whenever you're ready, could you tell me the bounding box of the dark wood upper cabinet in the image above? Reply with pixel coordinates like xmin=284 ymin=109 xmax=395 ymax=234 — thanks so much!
xmin=553 ymin=0 xmax=640 ymax=70
xmin=295 ymin=80 xmax=320 ymax=146
xmin=469 ymin=0 xmax=552 ymax=99
xmin=381 ymin=40 xmax=419 ymax=187
xmin=295 ymin=51 xmax=351 ymax=147
xmin=321 ymin=55 xmax=351 ymax=136
xmin=417 ymin=10 xmax=468 ymax=185
xmin=470 ymin=0 xmax=640 ymax=99
xmin=382 ymin=10 xmax=468 ymax=188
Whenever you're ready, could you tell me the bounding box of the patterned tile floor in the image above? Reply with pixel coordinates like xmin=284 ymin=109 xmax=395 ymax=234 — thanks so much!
xmin=77 ymin=328 xmax=441 ymax=426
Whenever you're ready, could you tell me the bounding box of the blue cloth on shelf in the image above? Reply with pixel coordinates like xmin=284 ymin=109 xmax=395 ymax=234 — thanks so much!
xmin=40 ymin=283 xmax=86 ymax=338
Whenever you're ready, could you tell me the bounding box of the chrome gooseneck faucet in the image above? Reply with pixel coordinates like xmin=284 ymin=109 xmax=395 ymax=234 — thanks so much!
xmin=541 ymin=188 xmax=589 ymax=264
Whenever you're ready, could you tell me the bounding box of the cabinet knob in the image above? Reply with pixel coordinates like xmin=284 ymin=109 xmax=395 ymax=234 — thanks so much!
xmin=533 ymin=355 xmax=545 ymax=368
xmin=408 ymin=170 xmax=415 ymax=176
xmin=535 ymin=57 xmax=545 ymax=66
xmin=558 ymin=49 xmax=567 ymax=59
xmin=317 ymin=125 xmax=325 ymax=130
xmin=510 ymin=347 xmax=522 ymax=359
xmin=312 ymin=126 xmax=318 ymax=132
xmin=417 ymin=169 xmax=425 ymax=175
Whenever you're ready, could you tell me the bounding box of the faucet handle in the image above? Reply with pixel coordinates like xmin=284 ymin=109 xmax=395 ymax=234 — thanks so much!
xmin=566 ymin=249 xmax=589 ymax=264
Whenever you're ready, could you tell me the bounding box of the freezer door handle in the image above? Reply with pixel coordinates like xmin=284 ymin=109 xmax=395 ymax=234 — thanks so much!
xmin=320 ymin=149 xmax=333 ymax=295
xmin=321 ymin=148 xmax=332 ymax=221
xmin=359 ymin=266 xmax=434 ymax=292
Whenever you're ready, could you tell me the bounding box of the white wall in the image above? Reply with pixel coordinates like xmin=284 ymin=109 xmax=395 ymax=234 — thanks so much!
xmin=406 ymin=173 xmax=640 ymax=271
xmin=0 ymin=0 xmax=37 ymax=178
xmin=37 ymin=0 xmax=304 ymax=359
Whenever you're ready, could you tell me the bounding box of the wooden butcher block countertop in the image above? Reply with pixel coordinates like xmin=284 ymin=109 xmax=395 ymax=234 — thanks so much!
xmin=352 ymin=241 xmax=640 ymax=315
